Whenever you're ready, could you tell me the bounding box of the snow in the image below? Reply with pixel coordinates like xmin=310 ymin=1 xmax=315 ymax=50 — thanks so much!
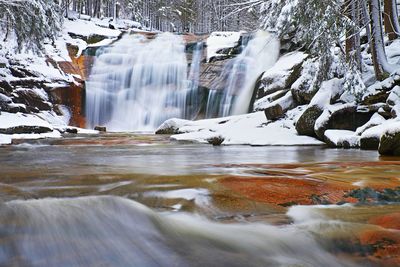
xmin=324 ymin=130 xmax=360 ymax=147
xmin=206 ymin=31 xmax=242 ymax=62
xmin=88 ymin=38 xmax=117 ymax=47
xmin=0 ymin=135 xmax=12 ymax=145
xmin=144 ymin=188 xmax=210 ymax=206
xmin=162 ymin=109 xmax=323 ymax=146
xmin=64 ymin=19 xmax=121 ymax=38
xmin=261 ymin=52 xmax=308 ymax=90
xmin=0 ymin=112 xmax=53 ymax=130
xmin=310 ymin=78 xmax=344 ymax=108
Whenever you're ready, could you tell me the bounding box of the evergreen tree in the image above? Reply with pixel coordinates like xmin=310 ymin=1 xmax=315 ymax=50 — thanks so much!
xmin=0 ymin=0 xmax=63 ymax=53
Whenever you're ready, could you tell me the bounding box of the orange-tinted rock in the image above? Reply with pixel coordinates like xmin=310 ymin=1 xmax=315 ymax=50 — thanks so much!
xmin=369 ymin=213 xmax=400 ymax=230
xmin=51 ymin=82 xmax=86 ymax=127
xmin=220 ymin=176 xmax=355 ymax=206
xmin=359 ymin=229 xmax=400 ymax=265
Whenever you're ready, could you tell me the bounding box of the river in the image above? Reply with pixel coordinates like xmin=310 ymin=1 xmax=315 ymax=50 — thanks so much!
xmin=0 ymin=134 xmax=399 ymax=266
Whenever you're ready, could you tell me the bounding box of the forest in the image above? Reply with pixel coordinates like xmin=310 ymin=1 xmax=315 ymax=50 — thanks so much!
xmin=1 ymin=0 xmax=400 ymax=266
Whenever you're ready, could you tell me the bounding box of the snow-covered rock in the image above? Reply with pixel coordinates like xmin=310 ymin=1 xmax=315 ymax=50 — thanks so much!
xmin=324 ymin=130 xmax=360 ymax=148
xmin=160 ymin=109 xmax=323 ymax=146
xmin=379 ymin=122 xmax=400 ymax=155
xmin=206 ymin=32 xmax=241 ymax=62
xmin=257 ymin=52 xmax=307 ymax=99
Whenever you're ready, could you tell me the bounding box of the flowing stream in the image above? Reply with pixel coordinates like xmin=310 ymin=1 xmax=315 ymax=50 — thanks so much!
xmin=1 ymin=135 xmax=400 ymax=266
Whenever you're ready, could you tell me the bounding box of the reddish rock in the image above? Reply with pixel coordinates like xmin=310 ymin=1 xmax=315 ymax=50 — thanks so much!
xmin=369 ymin=213 xmax=400 ymax=230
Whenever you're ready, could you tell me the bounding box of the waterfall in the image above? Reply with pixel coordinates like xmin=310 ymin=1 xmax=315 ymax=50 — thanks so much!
xmin=86 ymin=33 xmax=189 ymax=132
xmin=206 ymin=31 xmax=280 ymax=117
xmin=85 ymin=31 xmax=279 ymax=132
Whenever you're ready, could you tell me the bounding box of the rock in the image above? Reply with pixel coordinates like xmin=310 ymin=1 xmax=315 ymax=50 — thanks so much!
xmin=253 ymin=89 xmax=289 ymax=111
xmin=360 ymin=136 xmax=380 ymax=150
xmin=387 ymin=86 xmax=400 ymax=106
xmin=324 ymin=129 xmax=359 ymax=148
xmin=198 ymin=59 xmax=232 ymax=91
xmin=94 ymin=126 xmax=107 ymax=132
xmin=379 ymin=128 xmax=400 ymax=155
xmin=66 ymin=128 xmax=78 ymax=134
xmin=295 ymin=105 xmax=323 ymax=137
xmin=264 ymin=92 xmax=297 ymax=121
xmin=12 ymin=89 xmax=52 ymax=112
xmin=0 ymin=80 xmax=13 ymax=93
xmin=207 ymin=136 xmax=224 ymax=146
xmin=315 ymin=105 xmax=374 ymax=140
xmin=155 ymin=119 xmax=188 ymax=135
xmin=0 ymin=125 xmax=52 ymax=134
xmin=257 ymin=52 xmax=307 ymax=99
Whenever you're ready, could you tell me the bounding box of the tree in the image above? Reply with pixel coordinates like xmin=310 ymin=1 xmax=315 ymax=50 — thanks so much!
xmin=0 ymin=0 xmax=63 ymax=53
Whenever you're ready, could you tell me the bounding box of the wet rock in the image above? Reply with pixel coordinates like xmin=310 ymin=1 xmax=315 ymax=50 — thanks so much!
xmin=295 ymin=105 xmax=323 ymax=137
xmin=198 ymin=59 xmax=232 ymax=91
xmin=155 ymin=119 xmax=187 ymax=135
xmin=66 ymin=128 xmax=78 ymax=134
xmin=264 ymin=92 xmax=297 ymax=120
xmin=345 ymin=187 xmax=400 ymax=203
xmin=369 ymin=213 xmax=400 ymax=230
xmin=379 ymin=128 xmax=400 ymax=156
xmin=94 ymin=126 xmax=106 ymax=132
xmin=360 ymin=136 xmax=380 ymax=150
xmin=207 ymin=136 xmax=224 ymax=146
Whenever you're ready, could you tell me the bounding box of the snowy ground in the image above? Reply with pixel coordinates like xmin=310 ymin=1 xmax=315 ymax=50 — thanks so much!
xmin=157 ymin=108 xmax=323 ymax=146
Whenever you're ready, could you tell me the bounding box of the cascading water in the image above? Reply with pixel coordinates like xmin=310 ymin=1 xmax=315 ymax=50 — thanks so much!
xmin=0 ymin=196 xmax=360 ymax=267
xmin=85 ymin=31 xmax=280 ymax=131
xmin=206 ymin=31 xmax=280 ymax=117
xmin=85 ymin=33 xmax=189 ymax=131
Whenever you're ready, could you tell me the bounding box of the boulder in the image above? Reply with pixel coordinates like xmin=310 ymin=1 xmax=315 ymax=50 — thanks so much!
xmin=257 ymin=52 xmax=307 ymax=99
xmin=264 ymin=92 xmax=297 ymax=121
xmin=295 ymin=105 xmax=323 ymax=137
xmin=155 ymin=118 xmax=189 ymax=135
xmin=315 ymin=105 xmax=375 ymax=140
xmin=94 ymin=126 xmax=107 ymax=132
xmin=324 ymin=130 xmax=360 ymax=148
xmin=379 ymin=126 xmax=400 ymax=156
xmin=360 ymin=136 xmax=380 ymax=150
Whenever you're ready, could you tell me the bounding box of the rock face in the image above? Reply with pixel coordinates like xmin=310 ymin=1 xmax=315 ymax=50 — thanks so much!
xmin=295 ymin=105 xmax=323 ymax=137
xmin=379 ymin=130 xmax=400 ymax=155
xmin=198 ymin=59 xmax=232 ymax=91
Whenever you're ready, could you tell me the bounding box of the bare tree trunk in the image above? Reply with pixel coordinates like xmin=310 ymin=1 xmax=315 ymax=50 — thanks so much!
xmin=384 ymin=0 xmax=398 ymax=40
xmin=369 ymin=0 xmax=392 ymax=79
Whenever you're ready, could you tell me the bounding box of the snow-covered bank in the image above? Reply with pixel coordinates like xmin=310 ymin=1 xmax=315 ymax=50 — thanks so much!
xmin=157 ymin=108 xmax=323 ymax=146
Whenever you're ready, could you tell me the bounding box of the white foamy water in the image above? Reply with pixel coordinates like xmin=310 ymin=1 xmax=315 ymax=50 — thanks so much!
xmin=0 ymin=196 xmax=359 ymax=267
xmin=206 ymin=31 xmax=280 ymax=117
xmin=86 ymin=31 xmax=280 ymax=131
xmin=86 ymin=33 xmax=189 ymax=131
